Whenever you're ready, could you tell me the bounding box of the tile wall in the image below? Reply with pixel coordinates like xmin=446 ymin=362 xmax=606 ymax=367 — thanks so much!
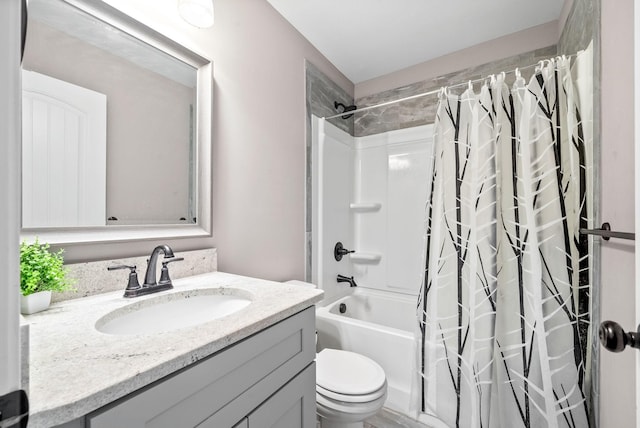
xmin=353 ymin=46 xmax=558 ymax=137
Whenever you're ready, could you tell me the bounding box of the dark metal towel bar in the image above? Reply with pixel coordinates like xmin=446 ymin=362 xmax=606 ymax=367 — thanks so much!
xmin=579 ymin=222 xmax=635 ymax=241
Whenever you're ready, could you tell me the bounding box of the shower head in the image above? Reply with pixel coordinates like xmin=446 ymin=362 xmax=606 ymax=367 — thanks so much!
xmin=334 ymin=101 xmax=357 ymax=119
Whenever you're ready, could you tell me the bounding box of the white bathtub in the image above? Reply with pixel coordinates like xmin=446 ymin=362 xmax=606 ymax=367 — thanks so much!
xmin=315 ymin=288 xmax=449 ymax=428
xmin=316 ymin=288 xmax=416 ymax=415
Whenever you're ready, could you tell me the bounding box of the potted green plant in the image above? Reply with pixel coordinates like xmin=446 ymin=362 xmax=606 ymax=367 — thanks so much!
xmin=20 ymin=239 xmax=74 ymax=314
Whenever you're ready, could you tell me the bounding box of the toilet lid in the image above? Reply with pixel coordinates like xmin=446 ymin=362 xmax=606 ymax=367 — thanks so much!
xmin=316 ymin=349 xmax=386 ymax=395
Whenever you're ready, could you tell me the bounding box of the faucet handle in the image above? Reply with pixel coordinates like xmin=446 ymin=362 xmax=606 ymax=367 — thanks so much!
xmin=107 ymin=264 xmax=136 ymax=271
xmin=107 ymin=264 xmax=142 ymax=297
xmin=158 ymin=257 xmax=184 ymax=286
xmin=334 ymin=242 xmax=355 ymax=261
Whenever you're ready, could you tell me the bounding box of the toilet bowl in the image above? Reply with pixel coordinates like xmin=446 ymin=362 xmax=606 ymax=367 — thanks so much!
xmin=315 ymin=348 xmax=387 ymax=428
xmin=284 ymin=280 xmax=388 ymax=427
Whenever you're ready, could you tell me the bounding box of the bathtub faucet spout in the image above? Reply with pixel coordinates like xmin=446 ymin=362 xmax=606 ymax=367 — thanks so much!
xmin=337 ymin=274 xmax=357 ymax=287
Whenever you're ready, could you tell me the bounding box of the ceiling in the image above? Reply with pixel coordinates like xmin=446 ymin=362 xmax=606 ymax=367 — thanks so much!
xmin=265 ymin=0 xmax=566 ymax=84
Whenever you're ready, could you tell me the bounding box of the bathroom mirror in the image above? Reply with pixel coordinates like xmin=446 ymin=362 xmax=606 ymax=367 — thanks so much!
xmin=20 ymin=0 xmax=212 ymax=244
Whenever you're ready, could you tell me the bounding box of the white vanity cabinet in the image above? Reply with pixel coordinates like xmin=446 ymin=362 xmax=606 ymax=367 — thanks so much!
xmin=85 ymin=307 xmax=316 ymax=428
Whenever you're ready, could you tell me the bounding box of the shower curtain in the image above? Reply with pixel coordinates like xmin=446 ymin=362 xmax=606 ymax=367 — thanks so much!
xmin=417 ymin=56 xmax=591 ymax=428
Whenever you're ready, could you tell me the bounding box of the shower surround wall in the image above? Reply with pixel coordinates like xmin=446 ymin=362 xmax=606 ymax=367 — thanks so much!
xmin=311 ymin=117 xmax=353 ymax=303
xmin=305 ymin=61 xmax=354 ymax=282
xmin=351 ymin=125 xmax=432 ymax=296
xmin=312 ymin=116 xmax=433 ymax=302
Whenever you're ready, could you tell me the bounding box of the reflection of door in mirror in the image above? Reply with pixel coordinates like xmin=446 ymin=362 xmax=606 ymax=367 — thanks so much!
xmin=22 ymin=0 xmax=198 ymax=228
xmin=22 ymin=70 xmax=107 ymax=227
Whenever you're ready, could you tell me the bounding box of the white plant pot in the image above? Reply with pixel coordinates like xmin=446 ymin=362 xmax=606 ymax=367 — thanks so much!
xmin=20 ymin=290 xmax=52 ymax=315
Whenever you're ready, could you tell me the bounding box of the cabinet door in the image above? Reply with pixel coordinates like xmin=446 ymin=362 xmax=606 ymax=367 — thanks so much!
xmin=248 ymin=363 xmax=316 ymax=428
xmin=88 ymin=308 xmax=315 ymax=428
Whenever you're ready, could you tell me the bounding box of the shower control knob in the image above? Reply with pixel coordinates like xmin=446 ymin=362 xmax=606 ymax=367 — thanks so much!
xmin=334 ymin=242 xmax=355 ymax=261
xmin=599 ymin=320 xmax=640 ymax=353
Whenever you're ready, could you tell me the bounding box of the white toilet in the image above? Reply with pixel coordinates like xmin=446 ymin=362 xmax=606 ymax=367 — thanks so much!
xmin=315 ymin=348 xmax=387 ymax=428
xmin=284 ymin=280 xmax=388 ymax=428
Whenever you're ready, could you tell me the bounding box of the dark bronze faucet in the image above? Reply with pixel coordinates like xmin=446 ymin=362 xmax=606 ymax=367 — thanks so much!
xmin=144 ymin=244 xmax=176 ymax=287
xmin=337 ymin=274 xmax=357 ymax=287
xmin=108 ymin=245 xmax=183 ymax=298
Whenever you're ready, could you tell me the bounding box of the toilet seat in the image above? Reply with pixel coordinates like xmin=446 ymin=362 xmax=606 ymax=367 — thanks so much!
xmin=316 ymin=349 xmax=386 ymax=400
xmin=317 ymin=382 xmax=386 ymax=403
xmin=315 ymin=385 xmax=387 ymax=421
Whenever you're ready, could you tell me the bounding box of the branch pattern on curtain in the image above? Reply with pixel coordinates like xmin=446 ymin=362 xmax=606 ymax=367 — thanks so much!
xmin=417 ymin=57 xmax=591 ymax=428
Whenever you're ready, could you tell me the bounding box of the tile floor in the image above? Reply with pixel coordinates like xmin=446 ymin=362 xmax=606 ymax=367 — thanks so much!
xmin=364 ymin=408 xmax=430 ymax=428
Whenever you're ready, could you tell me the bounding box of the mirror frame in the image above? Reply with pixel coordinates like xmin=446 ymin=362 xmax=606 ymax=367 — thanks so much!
xmin=20 ymin=0 xmax=213 ymax=245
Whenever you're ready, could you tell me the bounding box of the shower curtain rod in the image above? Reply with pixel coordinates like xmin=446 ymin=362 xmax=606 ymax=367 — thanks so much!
xmin=323 ymin=53 xmax=579 ymax=120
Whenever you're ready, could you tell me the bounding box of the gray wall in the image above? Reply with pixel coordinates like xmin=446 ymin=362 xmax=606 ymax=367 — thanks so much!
xmin=54 ymin=0 xmax=353 ymax=283
xmin=597 ymin=0 xmax=638 ymax=427
xmin=306 ymin=61 xmax=354 ymax=136
xmin=558 ymin=0 xmax=599 ymax=55
xmin=355 ymin=21 xmax=561 ymax=99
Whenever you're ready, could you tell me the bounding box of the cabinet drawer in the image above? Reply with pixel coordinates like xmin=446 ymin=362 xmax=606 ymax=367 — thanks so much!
xmin=88 ymin=307 xmax=315 ymax=428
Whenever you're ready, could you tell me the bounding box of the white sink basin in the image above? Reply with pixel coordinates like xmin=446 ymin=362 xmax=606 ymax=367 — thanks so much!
xmin=95 ymin=288 xmax=252 ymax=335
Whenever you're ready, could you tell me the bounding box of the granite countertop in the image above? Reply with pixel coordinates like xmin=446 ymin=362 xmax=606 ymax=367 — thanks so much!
xmin=23 ymin=271 xmax=323 ymax=428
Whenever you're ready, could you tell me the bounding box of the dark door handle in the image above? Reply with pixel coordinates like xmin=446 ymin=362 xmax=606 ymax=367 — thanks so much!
xmin=599 ymin=320 xmax=640 ymax=352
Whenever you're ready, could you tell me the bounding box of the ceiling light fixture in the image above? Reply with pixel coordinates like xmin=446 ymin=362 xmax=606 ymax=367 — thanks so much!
xmin=178 ymin=0 xmax=214 ymax=28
